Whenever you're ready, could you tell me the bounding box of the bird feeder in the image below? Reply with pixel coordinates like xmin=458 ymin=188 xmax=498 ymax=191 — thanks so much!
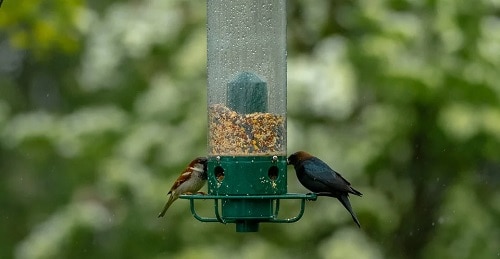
xmin=180 ymin=0 xmax=316 ymax=232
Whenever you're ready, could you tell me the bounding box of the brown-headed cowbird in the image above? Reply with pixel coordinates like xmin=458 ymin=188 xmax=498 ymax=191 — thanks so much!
xmin=288 ymin=151 xmax=362 ymax=227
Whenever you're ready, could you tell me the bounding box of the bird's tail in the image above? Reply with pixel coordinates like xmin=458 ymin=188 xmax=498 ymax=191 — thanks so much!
xmin=337 ymin=195 xmax=361 ymax=228
xmin=158 ymin=194 xmax=177 ymax=218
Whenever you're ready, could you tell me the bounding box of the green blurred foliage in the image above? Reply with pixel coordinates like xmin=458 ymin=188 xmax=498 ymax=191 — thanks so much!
xmin=1 ymin=0 xmax=499 ymax=259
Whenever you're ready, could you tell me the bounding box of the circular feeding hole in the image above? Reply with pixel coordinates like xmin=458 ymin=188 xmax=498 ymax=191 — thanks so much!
xmin=268 ymin=166 xmax=279 ymax=181
xmin=214 ymin=166 xmax=225 ymax=182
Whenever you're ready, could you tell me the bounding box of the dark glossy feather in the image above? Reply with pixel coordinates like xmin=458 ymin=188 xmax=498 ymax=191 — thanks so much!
xmin=288 ymin=151 xmax=362 ymax=227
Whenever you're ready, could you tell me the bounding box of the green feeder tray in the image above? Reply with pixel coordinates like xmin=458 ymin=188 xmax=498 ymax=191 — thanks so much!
xmin=179 ymin=193 xmax=318 ymax=232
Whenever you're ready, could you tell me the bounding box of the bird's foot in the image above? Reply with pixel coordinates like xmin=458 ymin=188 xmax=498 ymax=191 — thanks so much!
xmin=196 ymin=191 xmax=206 ymax=195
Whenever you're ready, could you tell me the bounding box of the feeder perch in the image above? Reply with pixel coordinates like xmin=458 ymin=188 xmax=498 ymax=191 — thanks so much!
xmin=180 ymin=0 xmax=317 ymax=232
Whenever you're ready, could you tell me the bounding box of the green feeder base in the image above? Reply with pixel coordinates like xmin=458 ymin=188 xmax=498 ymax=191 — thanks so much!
xmin=179 ymin=193 xmax=318 ymax=232
xmin=206 ymin=155 xmax=288 ymax=229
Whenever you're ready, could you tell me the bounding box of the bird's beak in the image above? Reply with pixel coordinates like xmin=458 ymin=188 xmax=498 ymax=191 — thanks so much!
xmin=286 ymin=159 xmax=290 ymax=165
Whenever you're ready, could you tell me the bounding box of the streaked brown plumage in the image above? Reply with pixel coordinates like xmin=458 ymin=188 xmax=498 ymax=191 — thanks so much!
xmin=158 ymin=157 xmax=208 ymax=217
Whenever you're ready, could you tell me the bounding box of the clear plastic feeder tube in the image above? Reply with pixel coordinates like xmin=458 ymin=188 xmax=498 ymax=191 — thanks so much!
xmin=207 ymin=0 xmax=286 ymax=156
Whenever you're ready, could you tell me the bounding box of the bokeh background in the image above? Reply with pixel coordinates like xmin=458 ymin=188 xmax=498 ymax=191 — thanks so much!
xmin=1 ymin=0 xmax=500 ymax=258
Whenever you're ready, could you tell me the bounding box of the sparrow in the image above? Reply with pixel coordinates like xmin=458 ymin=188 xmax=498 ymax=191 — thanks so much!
xmin=158 ymin=157 xmax=208 ymax=217
xmin=287 ymin=151 xmax=363 ymax=227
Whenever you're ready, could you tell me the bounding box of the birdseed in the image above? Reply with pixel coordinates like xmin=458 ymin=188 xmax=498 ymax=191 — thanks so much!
xmin=208 ymin=104 xmax=285 ymax=156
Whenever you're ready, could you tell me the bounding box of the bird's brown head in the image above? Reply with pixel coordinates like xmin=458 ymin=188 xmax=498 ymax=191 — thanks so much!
xmin=195 ymin=156 xmax=208 ymax=165
xmin=287 ymin=151 xmax=314 ymax=166
xmin=194 ymin=156 xmax=208 ymax=170
xmin=188 ymin=156 xmax=207 ymax=167
xmin=188 ymin=156 xmax=208 ymax=180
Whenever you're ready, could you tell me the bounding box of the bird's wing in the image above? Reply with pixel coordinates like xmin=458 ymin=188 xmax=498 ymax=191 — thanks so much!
xmin=168 ymin=171 xmax=192 ymax=194
xmin=301 ymin=158 xmax=335 ymax=180
xmin=302 ymin=158 xmax=353 ymax=192
xmin=334 ymin=171 xmax=352 ymax=186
